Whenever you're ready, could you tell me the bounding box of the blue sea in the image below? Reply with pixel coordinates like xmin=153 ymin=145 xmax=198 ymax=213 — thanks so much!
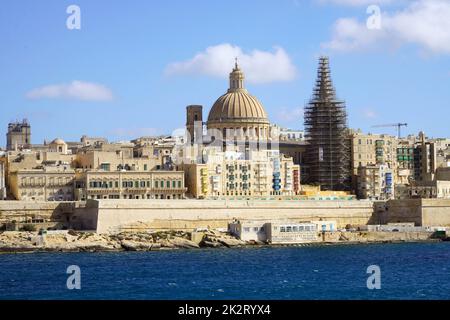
xmin=1 ymin=242 xmax=450 ymax=300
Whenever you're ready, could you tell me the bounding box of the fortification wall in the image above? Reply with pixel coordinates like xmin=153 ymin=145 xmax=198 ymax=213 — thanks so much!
xmin=0 ymin=201 xmax=75 ymax=224
xmin=421 ymin=199 xmax=450 ymax=227
xmin=384 ymin=199 xmax=450 ymax=227
xmin=89 ymin=199 xmax=375 ymax=233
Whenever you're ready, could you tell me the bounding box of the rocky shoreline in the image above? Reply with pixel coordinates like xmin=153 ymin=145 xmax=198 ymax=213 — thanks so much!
xmin=0 ymin=229 xmax=444 ymax=253
xmin=0 ymin=229 xmax=249 ymax=253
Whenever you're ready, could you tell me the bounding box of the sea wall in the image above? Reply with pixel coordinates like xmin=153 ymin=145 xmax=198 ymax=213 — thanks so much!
xmin=322 ymin=231 xmax=433 ymax=242
xmin=86 ymin=199 xmax=375 ymax=233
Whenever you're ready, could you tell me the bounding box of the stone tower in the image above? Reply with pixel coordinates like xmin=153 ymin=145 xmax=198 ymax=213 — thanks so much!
xmin=186 ymin=105 xmax=203 ymax=144
xmin=6 ymin=119 xmax=31 ymax=151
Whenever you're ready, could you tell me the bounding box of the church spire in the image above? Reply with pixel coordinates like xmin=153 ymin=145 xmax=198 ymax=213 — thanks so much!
xmin=229 ymin=58 xmax=245 ymax=92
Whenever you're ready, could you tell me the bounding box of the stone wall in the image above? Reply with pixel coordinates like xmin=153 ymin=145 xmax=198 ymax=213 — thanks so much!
xmin=422 ymin=199 xmax=450 ymax=227
xmin=0 ymin=201 xmax=74 ymax=224
xmin=322 ymin=231 xmax=433 ymax=242
xmin=383 ymin=199 xmax=450 ymax=227
xmin=87 ymin=199 xmax=375 ymax=233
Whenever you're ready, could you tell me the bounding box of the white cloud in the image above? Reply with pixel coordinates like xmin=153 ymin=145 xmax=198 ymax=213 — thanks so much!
xmin=362 ymin=108 xmax=377 ymax=119
xmin=322 ymin=0 xmax=450 ymax=54
xmin=165 ymin=43 xmax=297 ymax=84
xmin=26 ymin=81 xmax=114 ymax=101
xmin=276 ymin=107 xmax=304 ymax=122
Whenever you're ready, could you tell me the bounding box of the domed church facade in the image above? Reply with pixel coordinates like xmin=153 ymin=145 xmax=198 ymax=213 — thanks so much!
xmin=186 ymin=61 xmax=272 ymax=144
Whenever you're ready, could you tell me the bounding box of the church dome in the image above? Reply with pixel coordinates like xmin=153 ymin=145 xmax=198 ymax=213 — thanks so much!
xmin=207 ymin=62 xmax=269 ymax=126
xmin=50 ymin=138 xmax=66 ymax=145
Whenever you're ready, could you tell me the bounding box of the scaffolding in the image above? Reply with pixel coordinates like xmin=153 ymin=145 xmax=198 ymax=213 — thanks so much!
xmin=304 ymin=56 xmax=351 ymax=191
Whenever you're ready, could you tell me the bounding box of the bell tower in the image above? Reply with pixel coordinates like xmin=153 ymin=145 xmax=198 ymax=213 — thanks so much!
xmin=186 ymin=105 xmax=203 ymax=144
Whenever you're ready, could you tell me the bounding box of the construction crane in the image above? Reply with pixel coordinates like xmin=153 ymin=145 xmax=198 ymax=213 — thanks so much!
xmin=371 ymin=123 xmax=408 ymax=138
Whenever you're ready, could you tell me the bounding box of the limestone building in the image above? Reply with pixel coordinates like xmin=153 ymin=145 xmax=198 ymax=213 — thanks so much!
xmin=74 ymin=170 xmax=186 ymax=200
xmin=350 ymin=130 xmax=399 ymax=188
xmin=183 ymin=148 xmax=300 ymax=199
xmin=6 ymin=119 xmax=31 ymax=151
xmin=357 ymin=164 xmax=394 ymax=200
xmin=9 ymin=167 xmax=75 ymax=201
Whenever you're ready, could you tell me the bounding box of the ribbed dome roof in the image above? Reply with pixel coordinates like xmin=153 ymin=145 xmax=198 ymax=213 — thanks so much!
xmin=208 ymin=91 xmax=269 ymax=124
xmin=207 ymin=62 xmax=269 ymax=125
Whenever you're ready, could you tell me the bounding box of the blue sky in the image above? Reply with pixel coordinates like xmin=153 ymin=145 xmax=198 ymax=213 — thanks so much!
xmin=1 ymin=0 xmax=449 ymax=146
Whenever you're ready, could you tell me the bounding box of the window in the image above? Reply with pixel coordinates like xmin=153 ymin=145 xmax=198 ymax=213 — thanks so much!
xmin=280 ymin=227 xmax=286 ymax=232
xmin=100 ymin=163 xmax=110 ymax=171
xmin=166 ymin=181 xmax=170 ymax=188
xmin=140 ymin=181 xmax=146 ymax=188
xmin=144 ymin=164 xmax=148 ymax=171
xmin=115 ymin=181 xmax=119 ymax=188
xmin=155 ymin=181 xmax=159 ymax=188
xmin=253 ymin=227 xmax=259 ymax=232
xmin=135 ymin=181 xmax=139 ymax=188
xmin=244 ymin=227 xmax=250 ymax=233
xmin=178 ymin=181 xmax=182 ymax=188
xmin=172 ymin=181 xmax=176 ymax=188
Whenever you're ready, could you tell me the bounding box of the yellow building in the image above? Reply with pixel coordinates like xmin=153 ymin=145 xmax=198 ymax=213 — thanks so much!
xmin=183 ymin=148 xmax=300 ymax=199
xmin=350 ymin=130 xmax=403 ymax=188
xmin=75 ymin=143 xmax=160 ymax=172
xmin=9 ymin=168 xmax=75 ymax=201
xmin=357 ymin=164 xmax=394 ymax=200
xmin=75 ymin=170 xmax=186 ymax=200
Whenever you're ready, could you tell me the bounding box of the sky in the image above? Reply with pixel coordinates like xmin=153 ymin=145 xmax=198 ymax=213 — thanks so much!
xmin=1 ymin=0 xmax=450 ymax=147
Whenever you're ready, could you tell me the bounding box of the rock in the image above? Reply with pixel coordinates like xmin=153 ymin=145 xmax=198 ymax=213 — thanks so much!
xmin=68 ymin=230 xmax=78 ymax=236
xmin=168 ymin=237 xmax=200 ymax=249
xmin=120 ymin=240 xmax=153 ymax=251
xmin=201 ymin=240 xmax=223 ymax=248
xmin=150 ymin=243 xmax=161 ymax=250
xmin=160 ymin=239 xmax=176 ymax=248
xmin=217 ymin=237 xmax=246 ymax=247
xmin=190 ymin=232 xmax=205 ymax=244
xmin=339 ymin=234 xmax=349 ymax=241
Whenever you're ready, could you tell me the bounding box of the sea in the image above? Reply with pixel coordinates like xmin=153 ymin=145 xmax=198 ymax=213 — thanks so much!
xmin=1 ymin=242 xmax=450 ymax=300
